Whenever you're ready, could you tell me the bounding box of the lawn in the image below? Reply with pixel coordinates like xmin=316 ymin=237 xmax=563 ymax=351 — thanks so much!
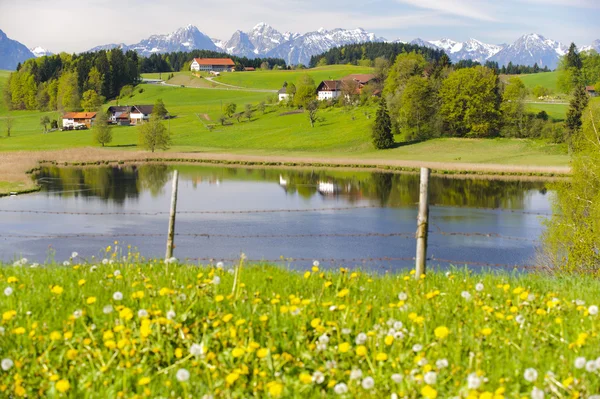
xmin=1 ymin=258 xmax=599 ymax=397
xmin=526 ymin=103 xmax=568 ymax=121
xmin=212 ymin=65 xmax=374 ymax=90
xmin=519 ymin=72 xmax=559 ymax=93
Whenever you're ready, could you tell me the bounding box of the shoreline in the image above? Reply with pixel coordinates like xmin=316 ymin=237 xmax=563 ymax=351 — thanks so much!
xmin=0 ymin=148 xmax=571 ymax=196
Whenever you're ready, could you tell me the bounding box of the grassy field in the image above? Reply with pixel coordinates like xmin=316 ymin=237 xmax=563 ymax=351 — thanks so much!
xmin=526 ymin=103 xmax=569 ymax=121
xmin=212 ymin=65 xmax=374 ymax=90
xmin=519 ymin=72 xmax=559 ymax=93
xmin=1 ymin=258 xmax=599 ymax=397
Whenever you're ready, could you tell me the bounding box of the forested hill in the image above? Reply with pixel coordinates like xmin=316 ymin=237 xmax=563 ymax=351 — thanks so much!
xmin=309 ymin=42 xmax=447 ymax=67
xmin=140 ymin=50 xmax=286 ymax=73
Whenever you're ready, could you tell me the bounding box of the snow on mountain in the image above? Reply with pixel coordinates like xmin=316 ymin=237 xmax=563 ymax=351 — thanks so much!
xmin=489 ymin=33 xmax=567 ymax=69
xmin=0 ymin=29 xmax=35 ymax=70
xmin=267 ymin=27 xmax=385 ymax=65
xmin=30 ymin=46 xmax=53 ymax=57
xmin=581 ymin=39 xmax=600 ymax=53
xmin=222 ymin=30 xmax=256 ymax=58
xmin=448 ymin=39 xmax=503 ymax=63
xmin=247 ymin=23 xmax=289 ymax=54
xmin=429 ymin=38 xmax=457 ymax=52
xmin=409 ymin=38 xmax=439 ymax=49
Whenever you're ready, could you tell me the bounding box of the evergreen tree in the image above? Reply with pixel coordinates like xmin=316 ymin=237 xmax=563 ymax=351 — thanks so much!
xmin=565 ymin=85 xmax=590 ymax=152
xmin=93 ymin=110 xmax=112 ymax=147
xmin=372 ymin=100 xmax=394 ymax=149
xmin=138 ymin=114 xmax=171 ymax=152
xmin=153 ymin=98 xmax=168 ymax=119
xmin=566 ymin=43 xmax=582 ymax=70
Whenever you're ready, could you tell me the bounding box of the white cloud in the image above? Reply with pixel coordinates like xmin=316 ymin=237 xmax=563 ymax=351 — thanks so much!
xmin=394 ymin=0 xmax=496 ymax=21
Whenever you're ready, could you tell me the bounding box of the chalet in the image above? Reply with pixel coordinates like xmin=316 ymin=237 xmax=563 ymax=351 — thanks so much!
xmin=341 ymin=74 xmax=378 ymax=94
xmin=62 ymin=112 xmax=97 ymax=128
xmin=107 ymin=106 xmax=129 ymax=123
xmin=586 ymin=86 xmax=598 ymax=97
xmin=129 ymin=105 xmax=156 ymax=125
xmin=190 ymin=58 xmax=235 ymax=72
xmin=317 ymin=80 xmax=342 ymax=101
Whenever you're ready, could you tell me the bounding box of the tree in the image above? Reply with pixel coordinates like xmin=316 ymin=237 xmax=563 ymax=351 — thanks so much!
xmin=439 ymin=66 xmax=501 ymax=137
xmin=244 ymin=104 xmax=253 ymax=122
xmin=371 ymin=100 xmax=394 ymax=149
xmin=93 ymin=110 xmax=112 ymax=147
xmin=258 ymin=101 xmax=266 ymax=114
xmin=4 ymin=115 xmax=14 ymax=137
xmin=500 ymin=77 xmax=528 ymax=137
xmin=224 ymin=103 xmax=237 ymax=117
xmin=286 ymin=83 xmax=296 ymax=96
xmin=566 ymin=43 xmax=582 ymax=70
xmin=260 ymin=61 xmax=270 ymax=70
xmin=565 ymin=84 xmax=589 ymax=152
xmin=56 ymin=70 xmax=80 ymax=112
xmin=218 ymin=115 xmax=228 ymax=125
xmin=341 ymin=79 xmax=359 ymax=105
xmin=293 ymin=74 xmax=316 ymax=108
xmin=138 ymin=114 xmax=170 ymax=152
xmin=81 ymin=90 xmax=105 ymax=112
xmin=40 ymin=115 xmax=50 ymax=133
xmin=397 ymin=76 xmax=437 ymax=141
xmin=305 ymin=100 xmax=319 ymax=128
xmin=154 ymin=98 xmax=168 ymax=119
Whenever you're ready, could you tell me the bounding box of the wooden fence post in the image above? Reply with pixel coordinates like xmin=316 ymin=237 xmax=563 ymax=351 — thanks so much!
xmin=165 ymin=170 xmax=179 ymax=261
xmin=415 ymin=167 xmax=430 ymax=279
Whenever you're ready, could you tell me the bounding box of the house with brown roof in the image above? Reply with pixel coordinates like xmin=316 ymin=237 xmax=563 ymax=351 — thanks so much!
xmin=317 ymin=80 xmax=342 ymax=101
xmin=341 ymin=74 xmax=380 ymax=95
xmin=190 ymin=58 xmax=236 ymax=72
xmin=586 ymin=86 xmax=598 ymax=97
xmin=62 ymin=112 xmax=97 ymax=129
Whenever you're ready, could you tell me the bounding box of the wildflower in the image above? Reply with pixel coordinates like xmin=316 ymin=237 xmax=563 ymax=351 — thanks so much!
xmin=467 ymin=373 xmax=482 ymax=390
xmin=138 ymin=309 xmax=149 ymax=318
xmin=86 ymin=297 xmax=96 ymax=305
xmin=350 ymin=369 xmax=363 ymax=380
xmin=267 ymin=381 xmax=283 ymax=397
xmin=167 ymin=310 xmax=176 ymax=320
xmin=138 ymin=377 xmax=151 ymax=386
xmin=166 ymin=257 xmax=177 ymax=264
xmin=356 ymin=345 xmax=367 ymax=357
xmin=71 ymin=252 xmax=78 ymax=258
xmin=257 ymin=348 xmax=269 ymax=358
xmin=112 ymin=291 xmax=123 ymax=301
xmin=481 ymin=327 xmax=492 ymax=336
xmin=73 ymin=309 xmax=82 ymax=319
xmin=476 ymin=283 xmax=484 ymax=292
xmin=4 ymin=287 xmax=13 ymax=296
xmin=589 ymin=305 xmax=599 ymax=315
xmin=516 ymin=315 xmax=525 ymax=325
xmin=190 ymin=343 xmax=205 ymax=357
xmin=102 ymin=259 xmax=109 ymax=265
xmin=312 ymin=371 xmax=325 ymax=384
xmin=421 ymin=385 xmax=438 ymax=398
xmin=398 ymin=292 xmax=408 ymax=301
xmin=424 ymin=371 xmax=437 ymax=385
xmin=434 ymin=326 xmax=450 ymax=339
xmin=376 ymin=353 xmax=388 ymax=361
xmin=334 ymin=383 xmax=348 ymax=395
xmin=318 ymin=334 xmax=330 ymax=344
xmin=176 ymin=368 xmax=190 ymax=382
xmin=391 ymin=373 xmax=403 ymax=384
xmin=412 ymin=344 xmax=423 ymax=352
xmin=103 ymin=305 xmax=113 ymax=314
xmin=436 ymin=359 xmax=449 ymax=369
xmin=461 ymin=291 xmax=472 ymax=300
xmin=355 ymin=332 xmax=367 ymax=345
xmin=524 ymin=368 xmax=538 ymax=382
xmin=337 ymin=288 xmax=350 ymax=298
xmin=385 ymin=335 xmax=394 ymax=346
xmin=63 ymin=261 xmax=70 ymax=266
xmin=225 ymin=372 xmax=239 ymax=385
xmin=338 ymin=342 xmax=350 ymax=353
xmin=51 ymin=285 xmax=64 ymax=295
xmin=313 ymin=260 xmax=320 ymax=267
xmin=326 ymin=360 xmax=337 ymax=370
xmin=114 ymin=270 xmax=121 ymax=276
xmin=212 ymin=276 xmax=221 ymax=285
xmin=56 ymin=379 xmax=71 ymax=393
xmin=575 ymin=357 xmax=586 ymax=369
xmin=585 ymin=361 xmax=597 ymax=372
xmin=1 ymin=358 xmax=14 ymax=370
xmin=531 ymin=387 xmax=544 ymax=399
xmin=342 ymin=328 xmax=351 ymax=335
xmin=361 ymin=377 xmax=375 ymax=390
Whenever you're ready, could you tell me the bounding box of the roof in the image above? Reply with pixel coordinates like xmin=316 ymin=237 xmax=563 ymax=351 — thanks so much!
xmin=586 ymin=86 xmax=596 ymax=91
xmin=342 ymin=74 xmax=377 ymax=84
xmin=193 ymin=58 xmax=235 ymax=66
xmin=132 ymin=105 xmax=155 ymax=114
xmin=107 ymin=106 xmax=129 ymax=113
xmin=278 ymin=87 xmax=288 ymax=94
xmin=62 ymin=112 xmax=97 ymax=119
xmin=317 ymin=80 xmax=342 ymax=91
xmin=116 ymin=112 xmax=130 ymax=119
xmin=244 ymin=67 xmax=255 ymax=71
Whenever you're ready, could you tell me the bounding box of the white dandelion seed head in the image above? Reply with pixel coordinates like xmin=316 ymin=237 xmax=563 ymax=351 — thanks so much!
xmin=342 ymin=328 xmax=352 ymax=335
xmin=138 ymin=309 xmax=148 ymax=318
xmin=516 ymin=315 xmax=526 ymax=325
xmin=329 ymin=305 xmax=337 ymax=312
xmin=585 ymin=360 xmax=597 ymax=372
xmin=391 ymin=394 xmax=399 ymax=399
xmin=575 ymin=299 xmax=585 ymax=306
xmin=312 ymin=371 xmax=325 ymax=384
xmin=527 ymin=294 xmax=536 ymax=301
xmin=531 ymin=386 xmax=545 ymax=399
xmin=109 ymin=260 xmax=114 ymax=265
xmin=475 ymin=283 xmax=484 ymax=292
xmin=418 ymin=357 xmax=428 ymax=367
xmin=394 ymin=331 xmax=405 ymax=340
xmin=596 ymin=357 xmax=600 ymax=369
xmin=227 ymin=269 xmax=235 ymax=275
xmin=326 ymin=360 xmax=337 ymax=370
xmin=391 ymin=373 xmax=403 ymax=384
xmin=1 ymin=358 xmax=14 ymax=371
xmin=26 ymin=311 xmax=31 ymax=316
xmin=291 ymin=308 xmax=301 ymax=316
xmin=588 ymin=396 xmax=600 ymax=399
xmin=350 ymin=369 xmax=363 ymax=380
xmin=0 ymin=327 xmax=5 ymax=335
xmin=524 ymin=368 xmax=538 ymax=382
xmin=71 ymin=252 xmax=78 ymax=259
xmin=398 ymin=292 xmax=408 ymax=301
xmin=575 ymin=357 xmax=586 ymax=369
xmin=467 ymin=373 xmax=482 ymax=390
xmin=103 ymin=305 xmax=113 ymax=314
xmin=318 ymin=334 xmax=330 ymax=344
xmin=73 ymin=309 xmax=82 ymax=319
xmin=588 ymin=305 xmax=599 ymax=316
xmin=361 ymin=377 xmax=375 ymax=390
xmin=63 ymin=261 xmax=71 ymax=266
xmin=4 ymin=287 xmax=13 ymax=296
xmin=461 ymin=291 xmax=472 ymax=300
xmin=316 ymin=342 xmax=327 ymax=352
xmin=424 ymin=371 xmax=437 ymax=385
xmin=212 ymin=276 xmax=221 ymax=285
xmin=393 ymin=321 xmax=403 ymax=330
xmin=102 ymin=258 xmax=109 ymax=265
xmin=436 ymin=359 xmax=449 ymax=369
xmin=176 ymin=368 xmax=190 ymax=382
xmin=178 ymin=293 xmax=187 ymax=301
xmin=355 ymin=333 xmax=367 ymax=345
xmin=216 ymin=261 xmax=224 ymax=269
xmin=313 ymin=260 xmax=320 ymax=267
xmin=334 ymin=383 xmax=348 ymax=395
xmin=90 ymin=265 xmax=97 ymax=272
xmin=30 ymin=263 xmax=39 ymax=268
xmin=190 ymin=343 xmax=205 ymax=357
xmin=113 ymin=270 xmax=121 ymax=276
xmin=412 ymin=344 xmax=423 ymax=352
xmin=166 ymin=310 xmax=176 ymax=320
xmin=112 ymin=292 xmax=123 ymax=301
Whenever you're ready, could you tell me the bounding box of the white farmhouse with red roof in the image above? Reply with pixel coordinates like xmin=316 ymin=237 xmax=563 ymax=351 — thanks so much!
xmin=190 ymin=58 xmax=235 ymax=72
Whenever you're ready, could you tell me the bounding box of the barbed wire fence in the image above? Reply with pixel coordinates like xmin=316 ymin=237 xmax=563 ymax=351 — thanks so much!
xmin=1 ymin=168 xmax=553 ymax=273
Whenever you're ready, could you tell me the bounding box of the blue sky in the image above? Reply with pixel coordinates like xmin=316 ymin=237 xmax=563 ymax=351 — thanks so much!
xmin=0 ymin=0 xmax=598 ymax=52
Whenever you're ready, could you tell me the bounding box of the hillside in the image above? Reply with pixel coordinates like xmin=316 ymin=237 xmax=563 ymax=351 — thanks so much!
xmin=519 ymin=71 xmax=559 ymax=92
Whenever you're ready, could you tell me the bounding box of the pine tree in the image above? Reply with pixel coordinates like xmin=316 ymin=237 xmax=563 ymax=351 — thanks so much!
xmin=93 ymin=110 xmax=112 ymax=147
xmin=566 ymin=43 xmax=582 ymax=70
xmin=371 ymin=100 xmax=394 ymax=149
xmin=565 ymin=85 xmax=589 ymax=152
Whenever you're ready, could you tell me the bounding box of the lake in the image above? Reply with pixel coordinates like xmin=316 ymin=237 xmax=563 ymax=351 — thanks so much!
xmin=0 ymin=164 xmax=554 ymax=270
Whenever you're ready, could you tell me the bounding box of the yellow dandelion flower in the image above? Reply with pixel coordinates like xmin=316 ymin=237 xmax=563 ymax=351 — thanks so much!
xmin=86 ymin=297 xmax=97 ymax=305
xmin=376 ymin=352 xmax=388 ymax=361
xmin=338 ymin=342 xmax=351 ymax=353
xmin=267 ymin=381 xmax=284 ymax=397
xmin=56 ymin=379 xmax=71 ymax=393
xmin=304 ymin=271 xmax=311 ymax=279
xmin=434 ymin=326 xmax=450 ymax=339
xmin=215 ymin=295 xmax=224 ymax=302
xmin=66 ymin=349 xmax=78 ymax=360
xmin=232 ymin=348 xmax=245 ymax=358
xmin=222 ymin=313 xmax=233 ymax=323
xmin=337 ymin=288 xmax=350 ymax=298
xmin=324 ymin=281 xmax=333 ymax=288
xmin=299 ymin=373 xmax=313 ymax=384
xmin=2 ymin=310 xmax=16 ymax=321
xmin=14 ymin=384 xmax=26 ymax=397
xmin=356 ymin=345 xmax=367 ymax=357
xmin=421 ymin=385 xmax=438 ymax=399
xmin=257 ymin=348 xmax=269 ymax=358
xmin=175 ymin=348 xmax=183 ymax=358
xmin=13 ymin=327 xmax=25 ymax=335
xmin=138 ymin=377 xmax=151 ymax=386
xmin=51 ymin=286 xmax=64 ymax=295
xmin=63 ymin=331 xmax=73 ymax=339
xmin=225 ymin=372 xmax=239 ymax=386
xmin=78 ymin=279 xmax=86 ymax=286
xmin=310 ymin=318 xmax=321 ymax=328
xmin=50 ymin=331 xmax=62 ymax=340
xmin=384 ymin=335 xmax=394 ymax=346
xmin=7 ymin=277 xmax=18 ymax=283
xmin=481 ymin=328 xmax=492 ymax=336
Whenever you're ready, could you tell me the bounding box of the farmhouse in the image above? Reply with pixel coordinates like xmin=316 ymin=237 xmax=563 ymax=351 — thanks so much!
xmin=317 ymin=80 xmax=342 ymax=100
xmin=129 ymin=105 xmax=157 ymax=125
xmin=341 ymin=74 xmax=378 ymax=94
xmin=190 ymin=58 xmax=235 ymax=72
xmin=62 ymin=112 xmax=97 ymax=128
xmin=586 ymin=86 xmax=598 ymax=97
xmin=106 ymin=106 xmax=129 ymax=123
xmin=106 ymin=105 xmax=168 ymax=125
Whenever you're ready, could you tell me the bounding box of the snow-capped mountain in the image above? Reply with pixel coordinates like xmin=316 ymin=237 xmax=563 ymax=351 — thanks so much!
xmin=266 ymin=27 xmax=385 ymax=65
xmin=221 ymin=30 xmax=257 ymax=58
xmin=0 ymin=29 xmax=35 ymax=70
xmin=87 ymin=43 xmax=127 ymax=52
xmin=489 ymin=34 xmax=567 ymax=69
xmin=430 ymin=38 xmax=502 ymax=63
xmin=30 ymin=46 xmax=53 ymax=57
xmin=247 ymin=23 xmax=289 ymax=55
xmin=581 ymin=39 xmax=600 ymax=53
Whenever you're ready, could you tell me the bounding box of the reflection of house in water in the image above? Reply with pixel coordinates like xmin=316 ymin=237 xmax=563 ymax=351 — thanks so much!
xmin=318 ymin=181 xmax=341 ymax=195
xmin=279 ymin=175 xmax=287 ymax=186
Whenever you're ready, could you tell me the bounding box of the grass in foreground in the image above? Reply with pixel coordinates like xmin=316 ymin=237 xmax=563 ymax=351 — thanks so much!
xmin=1 ymin=255 xmax=599 ymax=398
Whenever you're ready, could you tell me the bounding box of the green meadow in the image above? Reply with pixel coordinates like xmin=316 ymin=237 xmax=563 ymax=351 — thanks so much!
xmin=519 ymin=71 xmax=559 ymax=93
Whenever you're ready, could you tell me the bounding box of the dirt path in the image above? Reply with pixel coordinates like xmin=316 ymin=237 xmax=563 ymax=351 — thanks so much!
xmin=0 ymin=148 xmax=571 ymax=195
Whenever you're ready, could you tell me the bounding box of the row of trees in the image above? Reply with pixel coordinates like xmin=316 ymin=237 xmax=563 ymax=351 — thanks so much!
xmin=4 ymin=49 xmax=141 ymax=112
xmin=453 ymin=60 xmax=551 ymax=75
xmin=557 ymin=44 xmax=600 ymax=93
